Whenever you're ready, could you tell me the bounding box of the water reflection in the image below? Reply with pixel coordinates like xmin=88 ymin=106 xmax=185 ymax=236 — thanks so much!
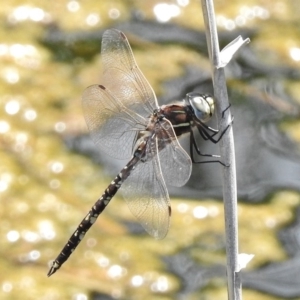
xmin=5 ymin=99 xmax=20 ymax=115
xmin=24 ymin=109 xmax=37 ymax=121
xmin=193 ymin=206 xmax=208 ymax=219
xmin=38 ymin=221 xmax=55 ymax=240
xmin=6 ymin=230 xmax=20 ymax=242
xmin=67 ymin=1 xmax=80 ymax=13
xmin=96 ymin=255 xmax=110 ymax=268
xmin=0 ymin=0 xmax=299 ymax=299
xmin=2 ymin=68 xmax=19 ymax=84
xmin=0 ymin=173 xmax=12 ymax=193
xmin=8 ymin=6 xmax=51 ymax=24
xmin=108 ymin=8 xmax=121 ymax=20
xmin=85 ymin=13 xmax=100 ymax=27
xmin=107 ymin=264 xmax=126 ymax=279
xmin=22 ymin=230 xmax=39 ymax=243
xmin=150 ymin=275 xmax=169 ymax=292
xmin=131 ymin=274 xmax=143 ymax=287
xmin=153 ymin=3 xmax=181 ymax=23
xmin=72 ymin=293 xmax=88 ymax=300
xmin=217 ymin=5 xmax=269 ymax=31
xmin=2 ymin=281 xmax=13 ymax=293
xmin=290 ymin=47 xmax=300 ymax=61
xmin=0 ymin=121 xmax=10 ymax=133
xmin=48 ymin=161 xmax=64 ymax=174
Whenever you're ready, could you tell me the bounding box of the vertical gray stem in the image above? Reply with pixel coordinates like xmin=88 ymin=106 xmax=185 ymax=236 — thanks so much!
xmin=200 ymin=0 xmax=242 ymax=299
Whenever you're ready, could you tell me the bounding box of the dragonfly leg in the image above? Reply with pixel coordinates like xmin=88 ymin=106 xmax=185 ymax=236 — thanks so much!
xmin=190 ymin=127 xmax=220 ymax=160
xmin=222 ymin=103 xmax=232 ymax=119
xmin=189 ymin=121 xmax=231 ymax=167
xmin=189 ymin=132 xmax=228 ymax=166
xmin=195 ymin=104 xmax=233 ymax=144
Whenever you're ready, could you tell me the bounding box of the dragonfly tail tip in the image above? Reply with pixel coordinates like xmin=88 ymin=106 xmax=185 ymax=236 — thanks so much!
xmin=47 ymin=261 xmax=60 ymax=277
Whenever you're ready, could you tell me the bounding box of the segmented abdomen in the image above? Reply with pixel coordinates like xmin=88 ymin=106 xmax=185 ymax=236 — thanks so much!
xmin=47 ymin=156 xmax=139 ymax=276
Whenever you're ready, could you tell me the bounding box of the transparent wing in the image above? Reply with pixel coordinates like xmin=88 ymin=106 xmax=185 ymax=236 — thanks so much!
xmin=101 ymin=29 xmax=158 ymax=116
xmin=120 ymin=138 xmax=170 ymax=239
xmin=157 ymin=119 xmax=192 ymax=187
xmin=82 ymin=29 xmax=158 ymax=159
xmin=159 ymin=144 xmax=192 ymax=187
xmin=82 ymin=84 xmax=147 ymax=159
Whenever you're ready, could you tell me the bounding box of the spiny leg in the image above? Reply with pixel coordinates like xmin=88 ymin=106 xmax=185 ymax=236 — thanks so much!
xmin=190 ymin=136 xmax=228 ymax=166
xmin=196 ymin=121 xmax=230 ymax=144
xmin=189 ymin=127 xmax=220 ymax=160
xmin=189 ymin=128 xmax=227 ymax=166
xmin=196 ymin=104 xmax=233 ymax=144
xmin=222 ymin=103 xmax=231 ymax=118
xmin=189 ymin=105 xmax=232 ymax=166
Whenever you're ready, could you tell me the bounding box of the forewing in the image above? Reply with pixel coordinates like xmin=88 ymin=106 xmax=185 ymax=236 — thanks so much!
xmin=82 ymin=29 xmax=158 ymax=159
xmin=101 ymin=29 xmax=158 ymax=116
xmin=82 ymin=84 xmax=146 ymax=159
xmin=120 ymin=139 xmax=170 ymax=239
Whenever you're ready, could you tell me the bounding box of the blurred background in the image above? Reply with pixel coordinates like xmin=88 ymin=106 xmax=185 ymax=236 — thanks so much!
xmin=0 ymin=1 xmax=300 ymax=299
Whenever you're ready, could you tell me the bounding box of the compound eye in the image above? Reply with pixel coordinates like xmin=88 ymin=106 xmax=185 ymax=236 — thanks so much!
xmin=186 ymin=93 xmax=214 ymax=122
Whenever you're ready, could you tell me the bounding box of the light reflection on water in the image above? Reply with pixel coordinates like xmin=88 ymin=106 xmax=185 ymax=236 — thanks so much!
xmin=176 ymin=201 xmax=219 ymax=219
xmin=72 ymin=293 xmax=88 ymax=300
xmin=0 ymin=1 xmax=298 ymax=299
xmin=131 ymin=274 xmax=143 ymax=287
xmin=6 ymin=221 xmax=55 ymax=244
xmin=85 ymin=13 xmax=100 ymax=27
xmin=107 ymin=264 xmax=126 ymax=279
xmin=6 ymin=230 xmax=20 ymax=242
xmin=48 ymin=161 xmax=64 ymax=174
xmin=16 ymin=201 xmax=29 ymax=213
xmin=67 ymin=1 xmax=80 ymax=13
xmin=24 ymin=109 xmax=37 ymax=121
xmin=0 ymin=173 xmax=12 ymax=192
xmin=2 ymin=68 xmax=19 ymax=84
xmin=217 ymin=5 xmax=269 ymax=31
xmin=193 ymin=205 xmax=208 ymax=219
xmin=8 ymin=6 xmax=51 ymax=24
xmin=153 ymin=0 xmax=190 ymax=23
xmin=38 ymin=220 xmax=56 ymax=240
xmin=28 ymin=250 xmax=41 ymax=261
xmin=108 ymin=8 xmax=121 ymax=20
xmin=290 ymin=47 xmax=300 ymax=62
xmin=49 ymin=179 xmax=61 ymax=189
xmin=2 ymin=281 xmax=13 ymax=293
xmin=96 ymin=255 xmax=110 ymax=268
xmin=150 ymin=275 xmax=169 ymax=292
xmin=21 ymin=230 xmax=40 ymax=243
xmin=153 ymin=3 xmax=181 ymax=23
xmin=0 ymin=120 xmax=10 ymax=133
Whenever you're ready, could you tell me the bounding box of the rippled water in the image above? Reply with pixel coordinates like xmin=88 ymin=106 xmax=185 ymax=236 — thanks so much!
xmin=0 ymin=1 xmax=300 ymax=299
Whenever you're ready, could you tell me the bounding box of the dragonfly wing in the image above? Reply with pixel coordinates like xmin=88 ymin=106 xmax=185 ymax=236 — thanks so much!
xmin=83 ymin=29 xmax=158 ymax=159
xmin=82 ymin=84 xmax=146 ymax=159
xmin=159 ymin=143 xmax=192 ymax=187
xmin=101 ymin=29 xmax=159 ymax=116
xmin=120 ymin=139 xmax=170 ymax=239
xmin=157 ymin=119 xmax=192 ymax=187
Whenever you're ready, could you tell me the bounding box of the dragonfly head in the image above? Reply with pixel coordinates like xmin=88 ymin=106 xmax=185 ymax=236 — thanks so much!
xmin=185 ymin=93 xmax=214 ymax=122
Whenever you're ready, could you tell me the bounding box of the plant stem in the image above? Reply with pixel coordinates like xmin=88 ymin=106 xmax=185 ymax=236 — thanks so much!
xmin=201 ymin=0 xmax=242 ymax=299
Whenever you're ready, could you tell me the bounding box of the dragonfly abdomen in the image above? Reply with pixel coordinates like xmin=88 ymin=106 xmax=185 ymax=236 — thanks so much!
xmin=47 ymin=156 xmax=140 ymax=276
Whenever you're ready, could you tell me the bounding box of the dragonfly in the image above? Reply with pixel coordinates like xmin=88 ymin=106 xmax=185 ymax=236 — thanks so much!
xmin=48 ymin=29 xmax=230 ymax=277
